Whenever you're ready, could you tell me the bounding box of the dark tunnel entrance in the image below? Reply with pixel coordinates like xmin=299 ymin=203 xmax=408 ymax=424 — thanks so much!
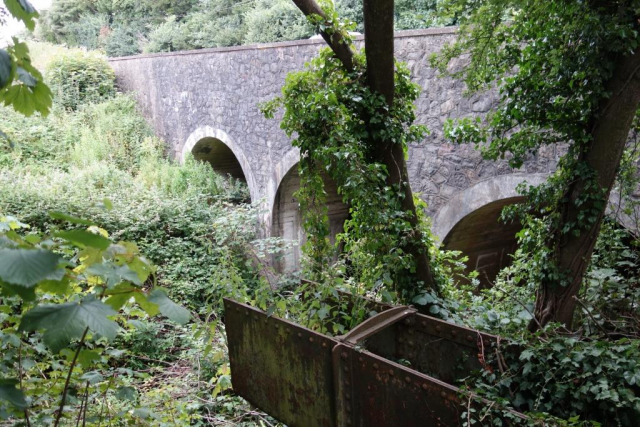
xmin=271 ymin=164 xmax=349 ymax=272
xmin=191 ymin=137 xmax=247 ymax=184
xmin=443 ymin=197 xmax=526 ymax=288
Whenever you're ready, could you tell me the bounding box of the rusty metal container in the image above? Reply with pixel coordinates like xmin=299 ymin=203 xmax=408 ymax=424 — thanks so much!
xmin=224 ymin=293 xmax=523 ymax=427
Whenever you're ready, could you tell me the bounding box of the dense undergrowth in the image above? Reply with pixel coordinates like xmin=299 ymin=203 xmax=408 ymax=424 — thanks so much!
xmin=0 ymin=45 xmax=285 ymax=426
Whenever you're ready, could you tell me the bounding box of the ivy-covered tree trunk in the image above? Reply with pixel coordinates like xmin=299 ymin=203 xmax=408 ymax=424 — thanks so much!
xmin=292 ymin=0 xmax=438 ymax=292
xmin=532 ymin=47 xmax=640 ymax=331
xmin=361 ymin=0 xmax=436 ymax=292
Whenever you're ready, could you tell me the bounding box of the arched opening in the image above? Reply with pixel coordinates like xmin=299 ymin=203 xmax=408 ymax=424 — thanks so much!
xmin=443 ymin=197 xmax=525 ymax=288
xmin=191 ymin=137 xmax=247 ymax=183
xmin=271 ymin=164 xmax=349 ymax=272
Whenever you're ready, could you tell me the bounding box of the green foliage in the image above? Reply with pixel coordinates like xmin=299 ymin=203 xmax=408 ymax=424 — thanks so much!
xmin=0 ymin=213 xmax=192 ymax=423
xmin=46 ymin=51 xmax=115 ymax=110
xmin=244 ymin=0 xmax=313 ymax=44
xmin=104 ymin=23 xmax=144 ymax=57
xmin=430 ymin=219 xmax=640 ymax=425
xmin=433 ymin=1 xmax=640 ymax=292
xmin=262 ymin=44 xmax=445 ymax=307
xmin=39 ymin=0 xmax=453 ymax=56
xmin=0 ymin=37 xmax=52 ymax=117
xmin=0 ymin=41 xmax=280 ymax=424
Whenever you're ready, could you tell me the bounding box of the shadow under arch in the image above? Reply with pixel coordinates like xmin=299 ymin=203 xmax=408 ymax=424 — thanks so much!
xmin=432 ymin=174 xmax=549 ymax=287
xmin=269 ymin=153 xmax=349 ymax=272
xmin=181 ymin=126 xmax=258 ymax=202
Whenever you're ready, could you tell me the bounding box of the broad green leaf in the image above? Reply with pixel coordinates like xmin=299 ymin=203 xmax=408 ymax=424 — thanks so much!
xmin=16 ymin=67 xmax=36 ymax=87
xmin=126 ymin=257 xmax=153 ymax=284
xmin=133 ymin=293 xmax=159 ymax=316
xmin=31 ymin=81 xmax=52 ymax=113
xmin=0 ymin=50 xmax=11 ymax=89
xmin=3 ymin=84 xmax=35 ymax=116
xmin=86 ymin=263 xmax=142 ymax=287
xmin=0 ymin=248 xmax=60 ymax=287
xmin=115 ymin=386 xmax=137 ymax=401
xmin=80 ymin=371 xmax=103 ymax=384
xmin=19 ymin=297 xmax=119 ymax=353
xmin=55 ymin=230 xmax=111 ymax=250
xmin=0 ymin=379 xmax=28 ymax=410
xmin=105 ymin=291 xmax=135 ymax=311
xmin=0 ymin=281 xmax=37 ymax=301
xmin=77 ymin=350 xmax=101 ymax=368
xmin=4 ymin=0 xmax=38 ymax=31
xmin=39 ymin=277 xmax=71 ymax=295
xmin=148 ymin=288 xmax=190 ymax=325
xmin=49 ymin=211 xmax=94 ymax=225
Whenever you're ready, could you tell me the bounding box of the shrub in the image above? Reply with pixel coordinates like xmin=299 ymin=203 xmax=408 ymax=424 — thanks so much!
xmin=65 ymin=94 xmax=158 ymax=171
xmin=46 ymin=51 xmax=115 ymax=110
xmin=243 ymin=0 xmax=313 ymax=44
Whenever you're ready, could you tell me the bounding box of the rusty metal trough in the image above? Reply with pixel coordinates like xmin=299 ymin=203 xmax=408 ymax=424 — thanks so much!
xmin=224 ymin=294 xmax=523 ymax=426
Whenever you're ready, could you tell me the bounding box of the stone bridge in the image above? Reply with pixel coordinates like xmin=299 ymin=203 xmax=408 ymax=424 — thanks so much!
xmin=109 ymin=28 xmax=561 ymax=285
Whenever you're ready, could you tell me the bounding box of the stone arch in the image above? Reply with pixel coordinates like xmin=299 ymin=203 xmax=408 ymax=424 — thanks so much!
xmin=432 ymin=174 xmax=549 ymax=287
xmin=269 ymin=153 xmax=350 ymax=272
xmin=181 ymin=126 xmax=258 ymax=202
xmin=264 ymin=148 xmax=301 ymax=231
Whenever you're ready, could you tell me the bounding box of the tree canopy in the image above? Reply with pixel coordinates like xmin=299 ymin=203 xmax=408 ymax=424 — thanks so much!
xmin=36 ymin=0 xmax=453 ymax=57
xmin=434 ymin=0 xmax=640 ymax=329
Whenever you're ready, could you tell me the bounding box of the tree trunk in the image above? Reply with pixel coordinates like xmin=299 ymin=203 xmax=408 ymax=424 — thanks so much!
xmin=530 ymin=47 xmax=640 ymax=331
xmin=291 ymin=0 xmax=354 ymax=71
xmin=292 ymin=0 xmax=438 ymax=292
xmin=362 ymin=0 xmax=437 ymax=292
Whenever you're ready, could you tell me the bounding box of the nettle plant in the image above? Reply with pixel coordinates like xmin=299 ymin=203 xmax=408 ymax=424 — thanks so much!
xmin=0 ymin=211 xmax=190 ymax=425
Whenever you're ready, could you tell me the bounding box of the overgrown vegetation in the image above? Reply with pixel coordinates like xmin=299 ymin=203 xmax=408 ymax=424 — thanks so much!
xmin=255 ymin=1 xmax=640 ymax=425
xmin=0 ymin=43 xmax=286 ymax=425
xmin=2 ymin=0 xmax=640 ymax=426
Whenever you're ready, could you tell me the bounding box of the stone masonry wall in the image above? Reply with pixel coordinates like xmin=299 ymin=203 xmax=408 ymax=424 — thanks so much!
xmin=108 ymin=28 xmax=560 ymax=240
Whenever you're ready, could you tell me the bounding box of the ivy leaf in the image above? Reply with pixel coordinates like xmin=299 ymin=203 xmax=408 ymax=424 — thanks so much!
xmin=0 ymin=248 xmax=60 ymax=287
xmin=19 ymin=297 xmax=119 ymax=353
xmin=147 ymin=288 xmax=190 ymax=325
xmin=520 ymin=349 xmax=535 ymax=361
xmin=0 ymin=50 xmax=11 ymax=89
xmin=55 ymin=230 xmax=111 ymax=250
xmin=0 ymin=378 xmax=28 ymax=410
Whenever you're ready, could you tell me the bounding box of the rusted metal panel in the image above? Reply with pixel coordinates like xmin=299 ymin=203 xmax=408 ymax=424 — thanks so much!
xmin=224 ymin=297 xmax=525 ymax=426
xmin=334 ymin=343 xmax=468 ymax=427
xmin=366 ymin=313 xmax=501 ymax=384
xmin=224 ymin=298 xmax=337 ymax=427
